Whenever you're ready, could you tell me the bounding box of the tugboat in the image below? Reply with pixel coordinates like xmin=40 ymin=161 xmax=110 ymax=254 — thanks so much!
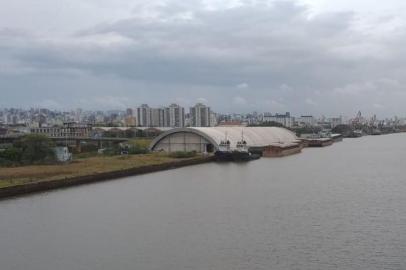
xmin=233 ymin=138 xmax=261 ymax=161
xmin=215 ymin=131 xmax=260 ymax=161
xmin=232 ymin=138 xmax=252 ymax=161
xmin=214 ymin=136 xmax=233 ymax=161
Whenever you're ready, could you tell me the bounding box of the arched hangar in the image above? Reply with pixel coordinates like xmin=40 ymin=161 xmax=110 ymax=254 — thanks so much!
xmin=149 ymin=127 xmax=301 ymax=155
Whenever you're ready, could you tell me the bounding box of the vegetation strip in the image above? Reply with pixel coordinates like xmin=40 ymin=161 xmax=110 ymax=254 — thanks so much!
xmin=0 ymin=156 xmax=214 ymax=199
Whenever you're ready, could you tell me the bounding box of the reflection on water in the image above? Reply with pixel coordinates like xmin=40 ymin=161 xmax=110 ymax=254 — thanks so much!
xmin=1 ymin=134 xmax=406 ymax=270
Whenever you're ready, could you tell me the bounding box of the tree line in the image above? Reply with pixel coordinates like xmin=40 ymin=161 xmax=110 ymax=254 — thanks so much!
xmin=0 ymin=134 xmax=56 ymax=166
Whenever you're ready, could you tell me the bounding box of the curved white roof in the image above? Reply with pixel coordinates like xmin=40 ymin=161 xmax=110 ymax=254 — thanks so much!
xmin=192 ymin=127 xmax=299 ymax=147
xmin=150 ymin=127 xmax=299 ymax=150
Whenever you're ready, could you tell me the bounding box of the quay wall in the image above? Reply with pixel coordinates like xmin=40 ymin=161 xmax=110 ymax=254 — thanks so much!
xmin=0 ymin=156 xmax=215 ymax=199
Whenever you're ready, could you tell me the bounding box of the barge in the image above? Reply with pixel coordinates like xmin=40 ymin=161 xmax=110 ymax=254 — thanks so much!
xmin=260 ymin=142 xmax=303 ymax=157
xmin=303 ymin=137 xmax=334 ymax=147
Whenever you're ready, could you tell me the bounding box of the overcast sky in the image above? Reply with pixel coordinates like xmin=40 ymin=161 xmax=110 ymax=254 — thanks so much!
xmin=1 ymin=0 xmax=406 ymax=117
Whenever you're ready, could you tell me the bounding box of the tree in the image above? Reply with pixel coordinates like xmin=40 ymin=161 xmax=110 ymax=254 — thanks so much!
xmin=0 ymin=147 xmax=22 ymax=162
xmin=0 ymin=147 xmax=23 ymax=166
xmin=15 ymin=134 xmax=56 ymax=164
xmin=124 ymin=129 xmax=136 ymax=138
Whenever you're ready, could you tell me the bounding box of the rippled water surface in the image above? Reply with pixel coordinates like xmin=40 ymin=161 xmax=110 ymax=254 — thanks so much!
xmin=1 ymin=134 xmax=406 ymax=270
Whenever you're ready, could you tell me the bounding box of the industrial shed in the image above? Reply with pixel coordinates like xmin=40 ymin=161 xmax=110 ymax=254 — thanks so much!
xmin=149 ymin=127 xmax=301 ymax=155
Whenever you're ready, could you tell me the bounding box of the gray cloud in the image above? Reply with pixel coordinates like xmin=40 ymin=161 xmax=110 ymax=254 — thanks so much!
xmin=1 ymin=0 xmax=406 ymax=117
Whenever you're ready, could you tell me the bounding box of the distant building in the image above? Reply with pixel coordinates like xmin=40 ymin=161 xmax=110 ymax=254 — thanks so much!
xmin=166 ymin=104 xmax=185 ymax=127
xmin=184 ymin=113 xmax=191 ymax=127
xmin=31 ymin=122 xmax=92 ymax=138
xmin=126 ymin=108 xmax=134 ymax=117
xmin=190 ymin=103 xmax=211 ymax=127
xmin=297 ymin=115 xmax=316 ymax=126
xmin=124 ymin=116 xmax=137 ymax=127
xmin=137 ymin=104 xmax=152 ymax=127
xmin=262 ymin=112 xmax=293 ymax=128
xmin=75 ymin=108 xmax=83 ymax=123
xmin=150 ymin=127 xmax=300 ymax=154
xmin=150 ymin=108 xmax=165 ymax=127
xmin=210 ymin=112 xmax=217 ymax=127
xmin=136 ymin=104 xmax=185 ymax=127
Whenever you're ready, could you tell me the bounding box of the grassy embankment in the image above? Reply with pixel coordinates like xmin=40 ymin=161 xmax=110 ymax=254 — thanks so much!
xmin=0 ymin=153 xmax=190 ymax=188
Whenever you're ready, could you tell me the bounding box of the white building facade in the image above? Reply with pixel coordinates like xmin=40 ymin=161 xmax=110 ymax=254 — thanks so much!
xmin=297 ymin=115 xmax=316 ymax=126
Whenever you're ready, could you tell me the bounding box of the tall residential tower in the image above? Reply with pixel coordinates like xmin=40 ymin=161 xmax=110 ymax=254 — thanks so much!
xmin=190 ymin=103 xmax=211 ymax=127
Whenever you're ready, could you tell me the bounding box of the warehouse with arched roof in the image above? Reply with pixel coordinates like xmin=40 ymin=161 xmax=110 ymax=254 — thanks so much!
xmin=149 ymin=127 xmax=301 ymax=154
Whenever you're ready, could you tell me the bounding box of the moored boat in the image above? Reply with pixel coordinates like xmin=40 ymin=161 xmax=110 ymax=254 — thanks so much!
xmin=348 ymin=130 xmax=363 ymax=138
xmin=215 ymin=131 xmax=260 ymax=161
xmin=300 ymin=133 xmax=334 ymax=147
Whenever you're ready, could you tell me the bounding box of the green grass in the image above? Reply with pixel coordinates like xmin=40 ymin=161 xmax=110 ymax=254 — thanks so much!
xmin=74 ymin=151 xmax=100 ymax=159
xmin=168 ymin=151 xmax=197 ymax=158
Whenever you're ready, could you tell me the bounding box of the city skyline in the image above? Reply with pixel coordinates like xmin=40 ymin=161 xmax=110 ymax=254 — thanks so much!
xmin=2 ymin=0 xmax=406 ymax=116
xmin=0 ymin=103 xmax=403 ymax=121
xmin=2 ymin=103 xmax=404 ymax=129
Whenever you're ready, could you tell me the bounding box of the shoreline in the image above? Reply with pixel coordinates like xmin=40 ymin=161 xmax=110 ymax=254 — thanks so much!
xmin=0 ymin=155 xmax=215 ymax=200
xmin=2 ymin=133 xmax=400 ymax=200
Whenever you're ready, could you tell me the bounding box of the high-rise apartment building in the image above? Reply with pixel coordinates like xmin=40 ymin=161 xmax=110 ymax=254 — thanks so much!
xmin=136 ymin=104 xmax=185 ymax=127
xmin=137 ymin=104 xmax=152 ymax=127
xmin=166 ymin=104 xmax=185 ymax=127
xmin=150 ymin=108 xmax=165 ymax=127
xmin=190 ymin=103 xmax=211 ymax=127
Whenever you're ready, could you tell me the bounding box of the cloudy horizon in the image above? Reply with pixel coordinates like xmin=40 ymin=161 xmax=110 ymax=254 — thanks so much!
xmin=1 ymin=0 xmax=406 ymax=117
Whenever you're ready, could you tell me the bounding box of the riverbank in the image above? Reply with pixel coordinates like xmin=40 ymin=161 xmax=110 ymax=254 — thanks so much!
xmin=0 ymin=154 xmax=214 ymax=199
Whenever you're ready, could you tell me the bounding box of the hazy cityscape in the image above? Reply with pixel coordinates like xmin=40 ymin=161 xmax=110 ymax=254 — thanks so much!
xmin=1 ymin=104 xmax=405 ymax=129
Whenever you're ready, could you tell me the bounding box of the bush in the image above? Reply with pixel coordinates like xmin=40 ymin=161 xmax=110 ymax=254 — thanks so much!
xmin=168 ymin=151 xmax=197 ymax=158
xmin=0 ymin=147 xmax=22 ymax=163
xmin=103 ymin=146 xmax=121 ymax=156
xmin=128 ymin=145 xmax=149 ymax=155
xmin=126 ymin=139 xmax=151 ymax=155
xmin=80 ymin=143 xmax=98 ymax=153
xmin=0 ymin=157 xmax=14 ymax=166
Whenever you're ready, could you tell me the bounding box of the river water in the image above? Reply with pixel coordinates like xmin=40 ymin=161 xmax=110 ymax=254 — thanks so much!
xmin=1 ymin=134 xmax=406 ymax=270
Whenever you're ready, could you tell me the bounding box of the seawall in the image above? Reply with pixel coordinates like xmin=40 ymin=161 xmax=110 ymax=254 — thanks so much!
xmin=0 ymin=156 xmax=215 ymax=200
